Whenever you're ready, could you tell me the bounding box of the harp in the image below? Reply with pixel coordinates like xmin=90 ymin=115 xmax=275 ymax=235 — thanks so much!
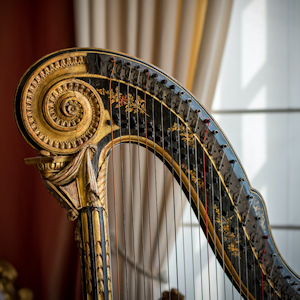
xmin=14 ymin=48 xmax=300 ymax=300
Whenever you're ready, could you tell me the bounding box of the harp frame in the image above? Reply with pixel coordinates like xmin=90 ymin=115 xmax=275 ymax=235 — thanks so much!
xmin=14 ymin=48 xmax=300 ymax=300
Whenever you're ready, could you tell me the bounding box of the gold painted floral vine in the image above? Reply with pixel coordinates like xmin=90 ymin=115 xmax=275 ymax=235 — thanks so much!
xmin=97 ymin=87 xmax=149 ymax=116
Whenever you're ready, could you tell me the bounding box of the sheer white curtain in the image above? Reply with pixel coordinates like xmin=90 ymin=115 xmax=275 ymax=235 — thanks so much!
xmin=73 ymin=0 xmax=233 ymax=298
xmin=212 ymin=0 xmax=300 ymax=276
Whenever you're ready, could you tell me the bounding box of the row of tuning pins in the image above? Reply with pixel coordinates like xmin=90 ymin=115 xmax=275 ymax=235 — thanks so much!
xmin=109 ymin=57 xmax=259 ymax=254
xmin=108 ymin=57 xmax=154 ymax=91
xmin=106 ymin=55 xmax=298 ymax=300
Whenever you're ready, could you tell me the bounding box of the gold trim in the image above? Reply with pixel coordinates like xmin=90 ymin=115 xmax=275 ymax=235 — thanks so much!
xmin=81 ymin=212 xmax=93 ymax=298
xmin=15 ymin=48 xmax=295 ymax=297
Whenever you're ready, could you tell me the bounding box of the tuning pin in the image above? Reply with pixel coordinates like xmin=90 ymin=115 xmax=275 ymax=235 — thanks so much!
xmin=205 ymin=165 xmax=211 ymax=172
xmin=189 ymin=147 xmax=195 ymax=155
xmin=184 ymin=99 xmax=192 ymax=121
xmin=222 ymin=210 xmax=228 ymax=217
xmin=164 ymin=141 xmax=170 ymax=149
xmin=164 ymin=128 xmax=171 ymax=137
xmin=114 ymin=112 xmax=128 ymax=128
xmin=190 ymin=162 xmax=195 ymax=170
xmin=191 ymin=109 xmax=201 ymax=131
xmin=256 ymin=278 xmax=262 ymax=286
xmin=166 ymin=92 xmax=174 ymax=106
xmin=115 ymin=60 xmax=123 ymax=79
xmin=130 ymin=115 xmax=137 ymax=126
xmin=181 ymin=149 xmax=187 ymax=160
xmin=218 ymin=144 xmax=227 ymax=170
xmin=172 ymin=148 xmax=179 ymax=155
xmin=225 ymin=160 xmax=236 ymax=187
xmin=250 ymin=232 xmax=257 ymax=244
xmin=284 ymin=276 xmax=291 ymax=280
xmin=175 ymin=97 xmax=183 ymax=113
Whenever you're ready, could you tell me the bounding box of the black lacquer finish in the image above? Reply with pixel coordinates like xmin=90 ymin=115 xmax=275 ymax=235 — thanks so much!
xmin=14 ymin=48 xmax=300 ymax=300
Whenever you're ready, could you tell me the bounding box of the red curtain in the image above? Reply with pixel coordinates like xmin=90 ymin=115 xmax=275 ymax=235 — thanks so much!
xmin=0 ymin=0 xmax=81 ymax=299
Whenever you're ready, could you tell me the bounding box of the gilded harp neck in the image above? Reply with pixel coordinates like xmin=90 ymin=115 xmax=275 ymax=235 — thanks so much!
xmin=14 ymin=48 xmax=300 ymax=300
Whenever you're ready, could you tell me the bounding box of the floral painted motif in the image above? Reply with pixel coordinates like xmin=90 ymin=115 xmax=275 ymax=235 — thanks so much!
xmin=214 ymin=204 xmax=240 ymax=258
xmin=97 ymin=86 xmax=148 ymax=116
xmin=181 ymin=164 xmax=204 ymax=189
xmin=169 ymin=122 xmax=195 ymax=147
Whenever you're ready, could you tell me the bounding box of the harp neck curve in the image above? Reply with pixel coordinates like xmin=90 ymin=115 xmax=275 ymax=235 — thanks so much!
xmin=14 ymin=48 xmax=300 ymax=300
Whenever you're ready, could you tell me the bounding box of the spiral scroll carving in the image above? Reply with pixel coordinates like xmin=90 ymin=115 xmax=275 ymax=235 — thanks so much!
xmin=43 ymin=80 xmax=100 ymax=134
xmin=24 ymin=78 xmax=103 ymax=154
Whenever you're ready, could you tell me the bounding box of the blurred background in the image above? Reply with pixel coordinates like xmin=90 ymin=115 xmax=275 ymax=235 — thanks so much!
xmin=0 ymin=0 xmax=299 ymax=299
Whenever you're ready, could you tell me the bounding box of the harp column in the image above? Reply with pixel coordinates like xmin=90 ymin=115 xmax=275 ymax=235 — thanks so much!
xmin=25 ymin=146 xmax=112 ymax=300
xmin=15 ymin=52 xmax=114 ymax=300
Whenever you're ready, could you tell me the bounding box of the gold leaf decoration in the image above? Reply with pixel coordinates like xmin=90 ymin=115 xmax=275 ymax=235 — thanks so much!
xmin=214 ymin=204 xmax=240 ymax=258
xmin=97 ymin=86 xmax=149 ymax=116
xmin=168 ymin=122 xmax=195 ymax=147
xmin=181 ymin=164 xmax=204 ymax=189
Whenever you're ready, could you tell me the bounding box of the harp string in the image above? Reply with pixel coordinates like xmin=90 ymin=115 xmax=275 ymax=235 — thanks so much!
xmin=168 ymin=101 xmax=179 ymax=297
xmin=136 ymin=83 xmax=147 ymax=298
xmin=152 ymin=93 xmax=162 ymax=297
xmin=218 ymin=176 xmax=227 ymax=300
xmin=117 ymin=79 xmax=129 ymax=299
xmin=177 ymin=120 xmax=187 ymax=296
xmin=143 ymin=70 xmax=154 ymax=299
xmin=194 ymin=134 xmax=204 ymax=300
xmin=236 ymin=205 xmax=242 ymax=299
xmin=244 ymin=229 xmax=249 ymax=300
xmin=127 ymin=81 xmax=138 ymax=297
xmin=261 ymin=235 xmax=269 ymax=300
xmin=269 ymin=254 xmax=276 ymax=299
xmin=160 ymin=96 xmax=171 ymax=296
xmin=186 ymin=120 xmax=196 ymax=299
xmin=210 ymin=160 xmax=219 ymax=300
xmin=109 ymin=56 xmax=121 ymax=300
xmin=229 ymin=202 xmax=235 ymax=299
xmin=243 ymin=190 xmax=251 ymax=299
xmin=202 ymin=119 xmax=211 ymax=299
xmin=112 ymin=70 xmax=268 ymax=299
xmin=253 ymin=227 xmax=258 ymax=299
